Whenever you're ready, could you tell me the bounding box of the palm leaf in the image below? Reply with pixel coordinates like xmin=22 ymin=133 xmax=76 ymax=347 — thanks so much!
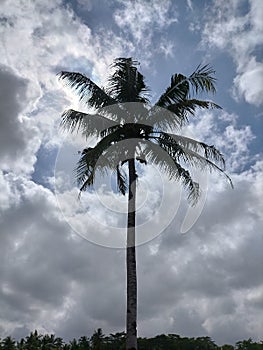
xmin=138 ymin=140 xmax=200 ymax=204
xmin=167 ymin=99 xmax=221 ymax=118
xmin=100 ymin=124 xmax=122 ymax=138
xmin=60 ymin=109 xmax=118 ymax=137
xmin=58 ymin=71 xmax=117 ymax=108
xmin=164 ymin=133 xmax=226 ymax=169
xmin=107 ymin=58 xmax=150 ymax=103
xmin=75 ymin=127 xmax=132 ymax=196
xmin=75 ymin=147 xmax=110 ymax=195
xmin=148 ymin=99 xmax=221 ymax=130
xmin=154 ymin=132 xmax=233 ymax=188
xmin=155 ymin=64 xmax=217 ymax=109
xmin=188 ymin=64 xmax=217 ymax=95
xmin=117 ymin=164 xmax=127 ymax=195
xmin=147 ymin=105 xmax=182 ymax=130
xmin=155 ymin=73 xmax=189 ymax=108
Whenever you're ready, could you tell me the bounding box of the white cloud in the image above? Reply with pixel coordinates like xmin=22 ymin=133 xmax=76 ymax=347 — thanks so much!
xmin=48 ymin=108 xmax=262 ymax=343
xmin=1 ymin=109 xmax=262 ymax=343
xmin=0 ymin=1 xmax=132 ymax=336
xmin=138 ymin=159 xmax=263 ymax=343
xmin=186 ymin=0 xmax=193 ymax=11
xmin=0 ymin=171 xmax=128 ymax=339
xmin=233 ymin=56 xmax=263 ymax=106
xmin=0 ymin=0 xmax=133 ymax=173
xmin=185 ymin=110 xmax=256 ymax=172
xmin=114 ymin=0 xmax=177 ymax=43
xmin=159 ymin=39 xmax=175 ymax=58
xmin=201 ymin=0 xmax=263 ymax=106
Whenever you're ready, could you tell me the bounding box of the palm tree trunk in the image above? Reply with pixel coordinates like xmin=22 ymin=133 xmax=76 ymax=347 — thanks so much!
xmin=126 ymin=158 xmax=137 ymax=350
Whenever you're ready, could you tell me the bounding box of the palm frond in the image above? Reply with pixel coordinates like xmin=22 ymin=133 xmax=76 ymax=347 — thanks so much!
xmin=75 ymin=127 xmax=133 ymax=196
xmin=58 ymin=71 xmax=117 ymax=108
xmin=100 ymin=122 xmax=153 ymax=141
xmin=154 ymin=132 xmax=233 ymax=188
xmin=97 ymin=101 xmax=150 ymax=125
xmin=148 ymin=99 xmax=221 ymax=130
xmin=165 ymin=133 xmax=226 ymax=169
xmin=189 ymin=64 xmax=217 ymax=95
xmin=106 ymin=58 xmax=150 ymax=103
xmin=155 ymin=64 xmax=217 ymax=109
xmin=60 ymin=109 xmax=118 ymax=137
xmin=96 ymin=103 xmax=131 ymax=123
xmin=167 ymin=99 xmax=221 ymax=117
xmin=155 ymin=73 xmax=189 ymax=108
xmin=75 ymin=148 xmax=97 ymax=195
xmin=146 ymin=106 xmax=182 ymax=130
xmin=100 ymin=124 xmax=122 ymax=138
xmin=139 ymin=140 xmax=200 ymax=204
xmin=117 ymin=164 xmax=127 ymax=195
xmin=75 ymin=149 xmax=111 ymax=196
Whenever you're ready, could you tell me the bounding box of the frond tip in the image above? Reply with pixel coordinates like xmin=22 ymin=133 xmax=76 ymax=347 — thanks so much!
xmin=189 ymin=64 xmax=217 ymax=94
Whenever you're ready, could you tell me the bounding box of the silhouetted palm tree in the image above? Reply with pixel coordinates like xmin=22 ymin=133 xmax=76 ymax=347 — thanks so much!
xmin=42 ymin=334 xmax=64 ymax=349
xmin=1 ymin=336 xmax=16 ymax=350
xmin=77 ymin=336 xmax=90 ymax=350
xmin=25 ymin=330 xmax=42 ymax=350
xmin=90 ymin=329 xmax=104 ymax=350
xmin=58 ymin=57 xmax=232 ymax=350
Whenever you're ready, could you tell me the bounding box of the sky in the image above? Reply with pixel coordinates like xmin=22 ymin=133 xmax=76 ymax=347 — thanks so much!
xmin=0 ymin=0 xmax=263 ymax=346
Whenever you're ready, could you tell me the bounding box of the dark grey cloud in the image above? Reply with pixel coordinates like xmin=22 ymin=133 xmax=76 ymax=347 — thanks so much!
xmin=0 ymin=66 xmax=28 ymax=159
xmin=0 ymin=65 xmax=40 ymax=173
xmin=0 ymin=174 xmax=127 ymax=339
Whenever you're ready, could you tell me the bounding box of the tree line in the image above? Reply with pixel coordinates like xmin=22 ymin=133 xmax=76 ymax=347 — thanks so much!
xmin=0 ymin=329 xmax=262 ymax=349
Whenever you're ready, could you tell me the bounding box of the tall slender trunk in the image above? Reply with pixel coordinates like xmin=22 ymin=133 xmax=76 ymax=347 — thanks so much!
xmin=126 ymin=158 xmax=137 ymax=350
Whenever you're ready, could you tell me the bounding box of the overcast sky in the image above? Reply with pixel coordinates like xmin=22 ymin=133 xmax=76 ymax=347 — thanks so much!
xmin=0 ymin=0 xmax=262 ymax=346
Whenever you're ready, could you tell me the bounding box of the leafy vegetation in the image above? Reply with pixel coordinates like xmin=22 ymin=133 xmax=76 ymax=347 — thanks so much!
xmin=0 ymin=329 xmax=262 ymax=349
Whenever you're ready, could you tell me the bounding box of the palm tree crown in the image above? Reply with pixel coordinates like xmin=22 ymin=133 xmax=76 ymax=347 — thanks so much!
xmin=59 ymin=57 xmax=232 ymax=203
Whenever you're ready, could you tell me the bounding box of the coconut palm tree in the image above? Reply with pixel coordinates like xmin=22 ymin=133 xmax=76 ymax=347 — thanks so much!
xmin=58 ymin=57 xmax=232 ymax=350
xmin=25 ymin=330 xmax=42 ymax=350
xmin=1 ymin=336 xmax=16 ymax=350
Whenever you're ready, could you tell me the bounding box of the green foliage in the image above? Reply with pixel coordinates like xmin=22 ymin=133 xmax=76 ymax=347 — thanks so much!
xmin=1 ymin=331 xmax=262 ymax=350
xmin=235 ymin=338 xmax=263 ymax=350
xmin=0 ymin=336 xmax=16 ymax=350
xmin=221 ymin=345 xmax=235 ymax=350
